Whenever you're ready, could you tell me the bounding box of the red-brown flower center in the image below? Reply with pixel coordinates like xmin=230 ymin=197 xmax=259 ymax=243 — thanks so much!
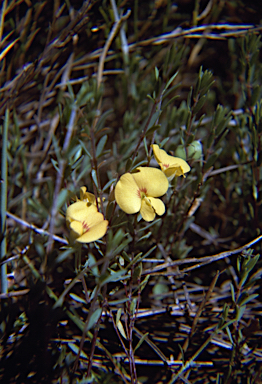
xmin=163 ymin=163 xmax=169 ymax=169
xmin=137 ymin=187 xmax=147 ymax=198
xmin=82 ymin=221 xmax=90 ymax=233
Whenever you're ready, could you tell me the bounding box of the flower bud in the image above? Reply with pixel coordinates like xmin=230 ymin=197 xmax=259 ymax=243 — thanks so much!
xmin=187 ymin=140 xmax=203 ymax=160
xmin=174 ymin=145 xmax=186 ymax=160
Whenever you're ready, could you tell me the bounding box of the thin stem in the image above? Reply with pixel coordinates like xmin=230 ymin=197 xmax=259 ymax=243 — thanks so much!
xmin=1 ymin=108 xmax=9 ymax=293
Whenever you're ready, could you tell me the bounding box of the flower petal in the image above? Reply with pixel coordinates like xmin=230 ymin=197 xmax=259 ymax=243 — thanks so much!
xmin=140 ymin=198 xmax=156 ymax=222
xmin=80 ymin=186 xmax=96 ymax=204
xmin=84 ymin=210 xmax=106 ymax=227
xmin=168 ymin=159 xmax=191 ymax=175
xmin=79 ymin=186 xmax=87 ymax=200
xmin=132 ymin=167 xmax=168 ymax=197
xmin=77 ymin=220 xmax=108 ymax=243
xmin=66 ymin=201 xmax=97 ymax=223
xmin=152 ymin=144 xmax=169 ymax=164
xmin=164 ymin=165 xmax=182 ymax=178
xmin=69 ymin=220 xmax=84 ymax=238
xmin=147 ymin=197 xmax=165 ymax=216
xmin=115 ymin=173 xmax=141 ymax=214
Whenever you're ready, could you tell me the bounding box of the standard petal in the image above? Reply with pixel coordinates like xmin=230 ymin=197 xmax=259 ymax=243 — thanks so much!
xmin=152 ymin=144 xmax=171 ymax=165
xmin=140 ymin=198 xmax=156 ymax=221
xmin=132 ymin=167 xmax=168 ymax=197
xmin=115 ymin=173 xmax=141 ymax=214
xmin=77 ymin=220 xmax=108 ymax=243
xmin=147 ymin=197 xmax=165 ymax=216
xmin=66 ymin=201 xmax=97 ymax=222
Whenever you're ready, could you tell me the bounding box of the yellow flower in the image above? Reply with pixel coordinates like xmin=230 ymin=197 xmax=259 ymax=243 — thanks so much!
xmin=152 ymin=144 xmax=190 ymax=179
xmin=66 ymin=201 xmax=108 ymax=243
xmin=115 ymin=167 xmax=168 ymax=222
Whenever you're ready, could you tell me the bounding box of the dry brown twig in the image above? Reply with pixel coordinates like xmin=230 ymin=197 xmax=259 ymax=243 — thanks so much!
xmin=143 ymin=235 xmax=262 ymax=276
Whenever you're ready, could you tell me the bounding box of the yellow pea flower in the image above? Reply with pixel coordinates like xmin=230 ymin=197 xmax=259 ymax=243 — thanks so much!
xmin=66 ymin=201 xmax=108 ymax=243
xmin=115 ymin=167 xmax=169 ymax=222
xmin=152 ymin=144 xmax=190 ymax=179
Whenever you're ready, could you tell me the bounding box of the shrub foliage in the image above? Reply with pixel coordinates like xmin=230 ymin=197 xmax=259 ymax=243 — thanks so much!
xmin=0 ymin=1 xmax=262 ymax=383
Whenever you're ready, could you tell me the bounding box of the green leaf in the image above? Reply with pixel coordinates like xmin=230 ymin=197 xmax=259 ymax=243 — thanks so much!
xmin=117 ymin=319 xmax=127 ymax=339
xmin=226 ymin=326 xmax=234 ymax=344
xmin=137 ymin=275 xmax=150 ymax=292
xmin=68 ymin=343 xmax=88 ymax=359
xmin=110 ymin=235 xmax=132 ymax=257
xmin=130 ymin=160 xmax=148 ymax=171
xmin=116 ymin=308 xmax=122 ymax=324
xmin=162 ymin=95 xmax=180 ymax=111
xmin=244 ymin=254 xmax=259 ymax=273
xmin=125 ymin=157 xmax=134 ymax=172
xmin=91 ymin=169 xmax=98 ymax=188
xmin=214 ymin=129 xmax=229 ymax=149
xmin=51 ymin=158 xmax=59 ymax=172
xmin=134 ymin=332 xmax=149 ymax=353
xmin=102 ymin=178 xmax=117 ymax=192
xmin=137 ymin=231 xmax=152 ymax=242
xmin=145 ymin=124 xmax=161 ymax=137
xmin=159 ymin=137 xmax=170 ymax=148
xmin=216 ymin=114 xmax=232 ymax=137
xmin=148 ymin=110 xmax=162 ymax=131
xmin=238 ymin=293 xmax=258 ymax=306
xmin=193 ymin=95 xmax=206 ymax=114
xmin=230 ymin=283 xmax=235 ymax=303
xmin=236 ymin=304 xmax=246 ymax=322
xmin=137 ymin=219 xmax=161 ymax=233
xmin=126 ymin=246 xmax=157 ymax=269
xmin=122 ymin=251 xmax=131 ymax=263
xmin=133 ymin=262 xmax=142 ymax=280
xmin=56 ymin=248 xmax=74 ymax=263
xmin=155 ymin=66 xmax=159 ymax=81
xmin=96 ymin=135 xmax=108 ymax=157
xmin=163 ymin=71 xmax=179 ymax=94
xmin=78 ymin=140 xmax=92 ymax=158
xmin=57 ymin=188 xmax=68 ymax=210
xmin=204 ymin=148 xmax=223 ymax=170
xmin=69 ymin=293 xmax=86 ymax=304
xmin=76 ymin=81 xmax=94 ymax=107
xmin=99 ymin=269 xmax=129 ymax=286
xmin=87 ymin=307 xmax=102 ymax=331
xmin=96 ymin=109 xmax=113 ymax=132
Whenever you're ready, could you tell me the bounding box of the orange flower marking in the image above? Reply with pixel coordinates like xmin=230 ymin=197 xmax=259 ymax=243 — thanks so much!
xmin=82 ymin=221 xmax=90 ymax=233
xmin=137 ymin=187 xmax=147 ymax=198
